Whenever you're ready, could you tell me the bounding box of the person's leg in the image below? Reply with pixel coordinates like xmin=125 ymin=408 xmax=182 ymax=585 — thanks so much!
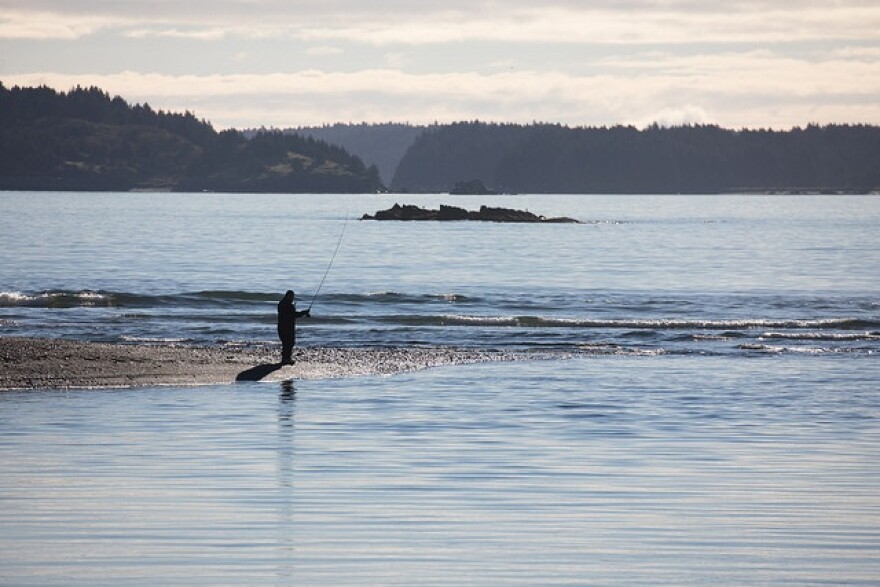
xmin=281 ymin=338 xmax=293 ymax=364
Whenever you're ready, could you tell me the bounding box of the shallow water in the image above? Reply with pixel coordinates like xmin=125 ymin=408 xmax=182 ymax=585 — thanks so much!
xmin=1 ymin=192 xmax=879 ymax=584
xmin=2 ymin=356 xmax=879 ymax=586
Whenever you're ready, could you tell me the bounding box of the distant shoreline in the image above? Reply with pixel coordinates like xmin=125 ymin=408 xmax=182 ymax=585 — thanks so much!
xmin=4 ymin=85 xmax=878 ymax=195
xmin=0 ymin=337 xmax=553 ymax=391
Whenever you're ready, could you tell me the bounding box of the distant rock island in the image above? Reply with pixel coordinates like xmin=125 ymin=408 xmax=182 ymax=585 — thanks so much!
xmin=362 ymin=203 xmax=581 ymax=223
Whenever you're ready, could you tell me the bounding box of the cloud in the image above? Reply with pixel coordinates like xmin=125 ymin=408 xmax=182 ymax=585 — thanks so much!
xmin=383 ymin=52 xmax=408 ymax=69
xmin=3 ymin=2 xmax=879 ymax=44
xmin=293 ymin=5 xmax=880 ymax=46
xmin=0 ymin=10 xmax=123 ymax=39
xmin=5 ymin=55 xmax=878 ymax=129
xmin=596 ymin=50 xmax=880 ymax=98
xmin=831 ymin=46 xmax=880 ymax=60
xmin=306 ymin=46 xmax=344 ymax=56
xmin=3 ymin=1 xmax=877 ymax=128
xmin=124 ymin=27 xmax=230 ymax=41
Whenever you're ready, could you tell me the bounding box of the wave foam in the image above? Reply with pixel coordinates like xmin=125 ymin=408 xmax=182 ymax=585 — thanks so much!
xmin=435 ymin=315 xmax=879 ymax=331
xmin=738 ymin=343 xmax=866 ymax=355
xmin=0 ymin=290 xmax=116 ymax=307
xmin=760 ymin=331 xmax=880 ymax=341
xmin=121 ymin=336 xmax=193 ymax=344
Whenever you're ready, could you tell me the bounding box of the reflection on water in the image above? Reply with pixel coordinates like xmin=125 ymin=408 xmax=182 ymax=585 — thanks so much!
xmin=1 ymin=356 xmax=879 ymax=586
xmin=276 ymin=380 xmax=295 ymax=583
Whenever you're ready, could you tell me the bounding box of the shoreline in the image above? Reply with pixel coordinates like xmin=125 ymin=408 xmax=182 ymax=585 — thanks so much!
xmin=0 ymin=337 xmax=556 ymax=391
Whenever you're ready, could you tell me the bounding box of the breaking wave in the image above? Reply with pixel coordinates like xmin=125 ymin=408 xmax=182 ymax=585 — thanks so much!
xmin=737 ymin=343 xmax=871 ymax=355
xmin=417 ymin=314 xmax=880 ymax=331
xmin=0 ymin=289 xmax=284 ymax=309
xmin=1 ymin=290 xmax=118 ymax=308
xmin=760 ymin=331 xmax=880 ymax=341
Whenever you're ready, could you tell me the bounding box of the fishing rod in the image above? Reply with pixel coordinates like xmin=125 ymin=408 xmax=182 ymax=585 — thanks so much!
xmin=307 ymin=209 xmax=349 ymax=312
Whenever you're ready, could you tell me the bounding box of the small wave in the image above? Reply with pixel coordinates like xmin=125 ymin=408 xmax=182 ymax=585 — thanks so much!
xmin=622 ymin=329 xmax=661 ymax=339
xmin=428 ymin=314 xmax=880 ymax=331
xmin=364 ymin=291 xmax=405 ymax=298
xmin=760 ymin=331 xmax=880 ymax=341
xmin=672 ymin=331 xmax=750 ymax=341
xmin=738 ymin=343 xmax=869 ymax=355
xmin=685 ymin=333 xmax=739 ymax=341
xmin=186 ymin=290 xmax=280 ymax=303
xmin=576 ymin=343 xmax=669 ymax=356
xmin=0 ymin=290 xmax=117 ymax=308
xmin=0 ymin=289 xmax=286 ymax=309
xmin=431 ymin=293 xmax=471 ymax=302
xmin=336 ymin=291 xmax=475 ymax=304
xmin=328 ymin=291 xmax=407 ymax=305
xmin=221 ymin=340 xmax=272 ymax=348
xmin=120 ymin=336 xmax=193 ymax=344
xmin=442 ymin=315 xmax=521 ymax=326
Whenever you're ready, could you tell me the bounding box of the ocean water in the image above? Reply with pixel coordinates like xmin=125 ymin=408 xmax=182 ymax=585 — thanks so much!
xmin=2 ymin=192 xmax=878 ymax=355
xmin=1 ymin=192 xmax=879 ymax=585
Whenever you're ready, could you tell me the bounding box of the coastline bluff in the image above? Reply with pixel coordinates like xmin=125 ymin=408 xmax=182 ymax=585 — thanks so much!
xmin=362 ymin=203 xmax=581 ymax=223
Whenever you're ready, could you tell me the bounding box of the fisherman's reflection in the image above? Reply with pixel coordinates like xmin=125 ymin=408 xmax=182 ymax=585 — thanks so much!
xmin=277 ymin=380 xmax=295 ymax=488
xmin=276 ymin=380 xmax=296 ymax=578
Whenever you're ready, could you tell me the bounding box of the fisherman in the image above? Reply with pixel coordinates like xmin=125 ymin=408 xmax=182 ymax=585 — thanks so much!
xmin=277 ymin=290 xmax=310 ymax=365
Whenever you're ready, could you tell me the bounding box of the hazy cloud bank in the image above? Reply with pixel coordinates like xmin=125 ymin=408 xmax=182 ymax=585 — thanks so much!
xmin=2 ymin=0 xmax=878 ymax=128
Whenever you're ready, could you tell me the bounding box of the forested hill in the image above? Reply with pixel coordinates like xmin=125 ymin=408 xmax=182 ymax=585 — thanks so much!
xmin=4 ymin=84 xmax=877 ymax=195
xmin=287 ymin=123 xmax=425 ymax=186
xmin=391 ymin=122 xmax=880 ymax=194
xmin=0 ymin=83 xmax=383 ymax=193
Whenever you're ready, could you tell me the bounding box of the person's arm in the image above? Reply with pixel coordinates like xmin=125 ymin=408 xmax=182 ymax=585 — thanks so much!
xmin=295 ymin=308 xmax=311 ymax=318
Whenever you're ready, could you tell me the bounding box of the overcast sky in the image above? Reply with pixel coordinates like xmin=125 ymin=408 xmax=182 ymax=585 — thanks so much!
xmin=2 ymin=0 xmax=879 ymax=129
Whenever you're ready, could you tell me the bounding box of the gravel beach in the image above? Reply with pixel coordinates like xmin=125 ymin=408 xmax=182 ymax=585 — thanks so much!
xmin=0 ymin=337 xmax=545 ymax=390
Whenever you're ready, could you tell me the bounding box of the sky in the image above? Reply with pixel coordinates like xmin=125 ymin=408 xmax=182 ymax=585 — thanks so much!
xmin=2 ymin=0 xmax=879 ymax=130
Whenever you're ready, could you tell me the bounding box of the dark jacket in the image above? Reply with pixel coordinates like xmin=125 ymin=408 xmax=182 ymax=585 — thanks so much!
xmin=277 ymin=299 xmax=308 ymax=341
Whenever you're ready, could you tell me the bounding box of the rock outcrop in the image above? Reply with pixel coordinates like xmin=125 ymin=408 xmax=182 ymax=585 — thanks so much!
xmin=362 ymin=203 xmax=580 ymax=223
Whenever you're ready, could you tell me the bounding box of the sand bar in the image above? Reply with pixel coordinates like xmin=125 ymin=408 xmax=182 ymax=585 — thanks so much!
xmin=0 ymin=337 xmax=555 ymax=390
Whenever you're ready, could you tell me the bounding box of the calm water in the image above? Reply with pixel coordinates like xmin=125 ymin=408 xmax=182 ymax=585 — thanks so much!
xmin=1 ymin=192 xmax=879 ymax=584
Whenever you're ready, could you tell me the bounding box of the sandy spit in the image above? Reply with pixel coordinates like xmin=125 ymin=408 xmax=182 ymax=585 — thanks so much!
xmin=0 ymin=337 xmax=559 ymax=391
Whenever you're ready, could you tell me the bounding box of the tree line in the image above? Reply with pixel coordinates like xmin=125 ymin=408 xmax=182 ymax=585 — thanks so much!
xmin=390 ymin=121 xmax=880 ymax=193
xmin=0 ymin=83 xmax=382 ymax=193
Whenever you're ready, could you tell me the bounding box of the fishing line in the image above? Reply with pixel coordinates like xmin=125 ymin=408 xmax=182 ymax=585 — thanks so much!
xmin=307 ymin=208 xmax=350 ymax=312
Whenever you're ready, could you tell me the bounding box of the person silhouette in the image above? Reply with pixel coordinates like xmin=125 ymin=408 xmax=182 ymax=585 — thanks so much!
xmin=277 ymin=290 xmax=310 ymax=365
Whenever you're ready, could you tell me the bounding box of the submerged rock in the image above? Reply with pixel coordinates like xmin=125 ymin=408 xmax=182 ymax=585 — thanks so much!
xmin=362 ymin=203 xmax=581 ymax=223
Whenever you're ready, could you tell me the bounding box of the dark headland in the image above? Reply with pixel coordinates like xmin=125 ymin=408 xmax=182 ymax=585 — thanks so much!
xmin=362 ymin=203 xmax=581 ymax=223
